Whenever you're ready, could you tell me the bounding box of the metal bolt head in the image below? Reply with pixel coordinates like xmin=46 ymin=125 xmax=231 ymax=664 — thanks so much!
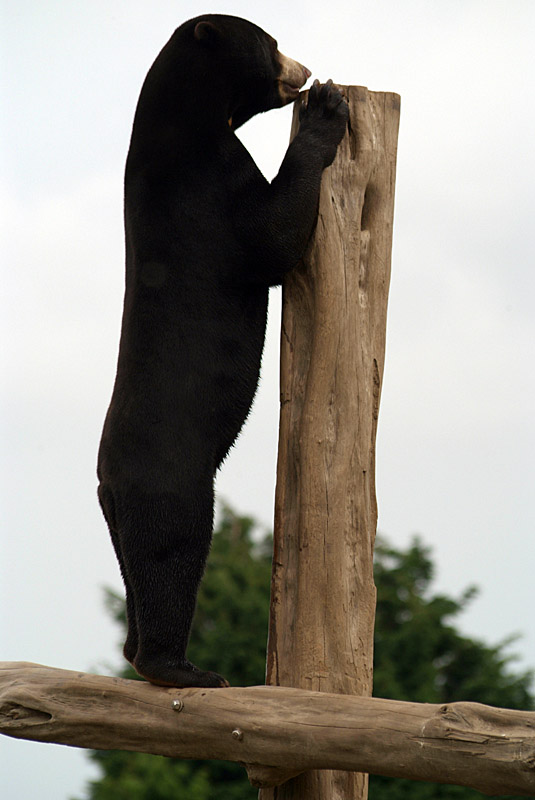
xmin=172 ymin=699 xmax=184 ymax=712
xmin=232 ymin=728 xmax=243 ymax=741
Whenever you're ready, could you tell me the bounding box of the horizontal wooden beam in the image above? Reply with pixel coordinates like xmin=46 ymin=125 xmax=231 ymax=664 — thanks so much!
xmin=1 ymin=662 xmax=534 ymax=795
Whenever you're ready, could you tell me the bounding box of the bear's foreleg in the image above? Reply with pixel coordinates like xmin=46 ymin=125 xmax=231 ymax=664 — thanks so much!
xmin=232 ymin=81 xmax=349 ymax=286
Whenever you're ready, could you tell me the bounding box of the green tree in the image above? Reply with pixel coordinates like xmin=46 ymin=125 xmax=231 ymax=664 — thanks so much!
xmin=369 ymin=537 xmax=533 ymax=800
xmin=76 ymin=512 xmax=533 ymax=800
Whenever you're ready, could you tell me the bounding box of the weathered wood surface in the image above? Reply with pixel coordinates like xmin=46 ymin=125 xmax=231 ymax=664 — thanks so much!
xmin=1 ymin=663 xmax=534 ymax=796
xmin=263 ymin=85 xmax=400 ymax=799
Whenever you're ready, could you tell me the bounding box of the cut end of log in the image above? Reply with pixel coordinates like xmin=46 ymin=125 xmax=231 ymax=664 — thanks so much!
xmin=245 ymin=764 xmax=304 ymax=788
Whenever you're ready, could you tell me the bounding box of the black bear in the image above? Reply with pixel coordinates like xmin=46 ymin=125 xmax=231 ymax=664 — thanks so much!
xmin=97 ymin=14 xmax=348 ymax=687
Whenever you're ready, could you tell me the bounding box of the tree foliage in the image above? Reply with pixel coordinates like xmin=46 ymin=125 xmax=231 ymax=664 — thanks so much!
xmin=373 ymin=537 xmax=533 ymax=710
xmin=370 ymin=537 xmax=533 ymax=800
xmin=75 ymin=508 xmax=533 ymax=800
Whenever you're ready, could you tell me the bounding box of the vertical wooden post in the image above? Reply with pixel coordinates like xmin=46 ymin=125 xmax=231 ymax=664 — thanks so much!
xmin=261 ymin=86 xmax=400 ymax=800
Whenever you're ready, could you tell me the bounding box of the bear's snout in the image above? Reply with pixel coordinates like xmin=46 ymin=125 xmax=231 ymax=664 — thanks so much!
xmin=277 ymin=52 xmax=311 ymax=103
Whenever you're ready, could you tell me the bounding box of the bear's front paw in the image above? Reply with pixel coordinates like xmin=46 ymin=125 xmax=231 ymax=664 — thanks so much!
xmin=299 ymin=79 xmax=349 ymax=167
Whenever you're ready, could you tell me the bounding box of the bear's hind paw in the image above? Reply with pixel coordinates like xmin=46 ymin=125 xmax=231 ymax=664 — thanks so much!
xmin=134 ymin=657 xmax=229 ymax=688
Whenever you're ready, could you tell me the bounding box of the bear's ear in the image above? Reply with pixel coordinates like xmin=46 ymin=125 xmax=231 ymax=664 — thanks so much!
xmin=194 ymin=21 xmax=221 ymax=46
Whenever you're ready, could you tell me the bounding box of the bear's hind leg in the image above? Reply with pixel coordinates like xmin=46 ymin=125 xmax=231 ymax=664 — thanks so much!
xmin=117 ymin=489 xmax=228 ymax=688
xmin=110 ymin=526 xmax=139 ymax=666
xmin=98 ymin=484 xmax=139 ymax=665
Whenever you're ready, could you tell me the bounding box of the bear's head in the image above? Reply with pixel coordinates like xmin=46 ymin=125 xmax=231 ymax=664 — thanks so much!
xmin=188 ymin=14 xmax=311 ymax=129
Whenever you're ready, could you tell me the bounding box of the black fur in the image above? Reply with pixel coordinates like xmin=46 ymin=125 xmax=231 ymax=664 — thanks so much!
xmin=97 ymin=14 xmax=348 ymax=687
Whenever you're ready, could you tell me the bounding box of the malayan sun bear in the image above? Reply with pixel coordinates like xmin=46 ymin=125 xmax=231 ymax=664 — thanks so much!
xmin=98 ymin=14 xmax=348 ymax=687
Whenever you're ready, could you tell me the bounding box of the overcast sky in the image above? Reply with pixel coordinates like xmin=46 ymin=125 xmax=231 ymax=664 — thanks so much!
xmin=1 ymin=1 xmax=534 ymax=798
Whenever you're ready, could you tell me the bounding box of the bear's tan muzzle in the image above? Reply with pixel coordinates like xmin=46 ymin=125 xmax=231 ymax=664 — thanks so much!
xmin=277 ymin=52 xmax=311 ymax=104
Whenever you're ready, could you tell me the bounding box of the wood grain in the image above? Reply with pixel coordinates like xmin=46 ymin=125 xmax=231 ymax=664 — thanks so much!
xmin=263 ymin=85 xmax=400 ymax=799
xmin=1 ymin=662 xmax=534 ymax=796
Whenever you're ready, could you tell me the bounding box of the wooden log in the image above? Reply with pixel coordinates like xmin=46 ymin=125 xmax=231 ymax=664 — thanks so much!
xmin=263 ymin=85 xmax=400 ymax=799
xmin=1 ymin=662 xmax=534 ymax=796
